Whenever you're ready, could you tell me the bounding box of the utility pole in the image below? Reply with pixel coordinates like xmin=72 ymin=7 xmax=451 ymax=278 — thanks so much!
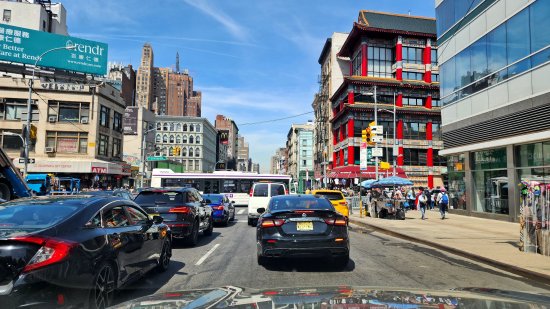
xmin=374 ymin=85 xmax=378 ymax=181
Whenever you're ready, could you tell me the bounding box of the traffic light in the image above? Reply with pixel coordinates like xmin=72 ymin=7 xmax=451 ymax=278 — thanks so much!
xmin=368 ymin=121 xmax=377 ymax=145
xmin=171 ymin=147 xmax=178 ymax=156
xmin=29 ymin=124 xmax=37 ymax=140
xmin=361 ymin=129 xmax=367 ymax=142
xmin=365 ymin=127 xmax=374 ymax=145
xmin=380 ymin=161 xmax=391 ymax=170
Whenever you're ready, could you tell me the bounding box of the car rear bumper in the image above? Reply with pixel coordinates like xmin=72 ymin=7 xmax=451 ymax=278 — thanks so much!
xmin=166 ymin=223 xmax=192 ymax=238
xmin=259 ymin=238 xmax=349 ymax=258
xmin=212 ymin=214 xmax=229 ymax=222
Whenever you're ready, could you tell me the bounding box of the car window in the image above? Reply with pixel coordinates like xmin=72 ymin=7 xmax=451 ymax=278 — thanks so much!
xmin=87 ymin=213 xmax=102 ymax=228
xmin=103 ymin=206 xmax=129 ymax=228
xmin=126 ymin=206 xmax=149 ymax=225
xmin=0 ymin=204 xmax=79 ymax=229
xmin=253 ymin=184 xmax=269 ymax=197
xmin=314 ymin=192 xmax=345 ymax=201
xmin=134 ymin=191 xmax=185 ymax=204
xmin=268 ymin=198 xmax=334 ymax=212
xmin=270 ymin=184 xmax=285 ymax=196
xmin=194 ymin=190 xmax=204 ymax=203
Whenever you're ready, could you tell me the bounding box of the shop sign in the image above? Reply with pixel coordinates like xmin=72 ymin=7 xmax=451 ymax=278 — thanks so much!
xmin=25 ymin=161 xmax=90 ymax=173
xmin=123 ymin=106 xmax=139 ymax=135
xmin=39 ymin=82 xmax=86 ymax=92
xmin=0 ymin=24 xmax=108 ymax=75
xmin=219 ymin=130 xmax=229 ymax=145
xmin=57 ymin=138 xmax=78 ymax=153
xmin=88 ymin=142 xmax=96 ymax=147
xmin=91 ymin=166 xmax=107 ymax=174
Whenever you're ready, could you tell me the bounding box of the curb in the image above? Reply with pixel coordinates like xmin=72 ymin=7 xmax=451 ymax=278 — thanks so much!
xmin=348 ymin=217 xmax=550 ymax=284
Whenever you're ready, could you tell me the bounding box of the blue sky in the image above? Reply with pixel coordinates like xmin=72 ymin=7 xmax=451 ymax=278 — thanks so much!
xmin=64 ymin=0 xmax=435 ymax=172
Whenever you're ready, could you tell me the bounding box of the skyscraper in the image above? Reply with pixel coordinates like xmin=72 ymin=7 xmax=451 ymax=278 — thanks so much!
xmin=136 ymin=43 xmax=154 ymax=110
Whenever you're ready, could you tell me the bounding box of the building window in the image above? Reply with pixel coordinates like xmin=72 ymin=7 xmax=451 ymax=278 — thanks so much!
xmin=471 ymin=148 xmax=509 ymax=215
xmin=112 ymin=138 xmax=121 ymax=158
xmin=403 ymin=46 xmax=423 ymax=64
xmin=402 ymin=72 xmax=424 ymax=80
xmin=46 ymin=131 xmax=88 ymax=154
xmin=190 ymin=124 xmax=194 ymax=132
xmin=162 ymin=134 xmax=168 ymax=143
xmin=195 ymin=147 xmax=200 ymax=157
xmin=302 ymin=150 xmax=307 ymax=156
xmin=402 ymin=97 xmax=424 ymax=106
xmin=196 ymin=124 xmax=201 ymax=132
xmin=403 ymin=121 xmax=427 ymax=140
xmin=403 ymin=148 xmax=427 ymax=166
xmin=195 ymin=160 xmax=200 ymax=171
xmin=189 ymin=136 xmax=194 ymax=144
xmin=156 ymin=134 xmax=161 ymax=143
xmin=432 ymin=122 xmax=442 ymax=141
xmin=48 ymin=101 xmax=90 ymax=123
xmin=431 ymin=73 xmax=440 ymax=82
xmin=0 ymin=98 xmax=37 ymax=121
xmin=182 ymin=147 xmax=187 ymax=157
xmin=183 ymin=124 xmax=188 ymax=131
xmin=156 ymin=122 xmax=162 ymax=130
xmin=196 ymin=136 xmax=200 ymax=144
xmin=113 ymin=112 xmax=122 ymax=132
xmin=352 ymin=50 xmax=362 ymax=76
xmin=303 ymin=160 xmax=307 ymax=166
xmin=189 ymin=148 xmax=194 ymax=157
xmin=163 ymin=123 xmax=168 ymax=131
xmin=99 ymin=106 xmax=110 ymax=127
xmin=1 ymin=130 xmax=24 ymax=150
xmin=176 ymin=135 xmax=181 ymax=143
xmin=446 ymin=154 xmax=467 ymax=210
xmin=98 ymin=134 xmax=109 ymax=156
xmin=169 ymin=123 xmax=175 ymax=131
xmin=3 ymin=9 xmax=11 ymax=22
xmin=168 ymin=135 xmax=174 ymax=143
xmin=176 ymin=123 xmax=182 ymax=131
xmin=368 ymin=46 xmax=393 ymax=78
xmin=432 ymin=99 xmax=442 ymax=107
xmin=183 ymin=135 xmax=188 ymax=143
xmin=302 ymin=139 xmax=307 ymax=146
xmin=431 ymin=49 xmax=438 ymax=66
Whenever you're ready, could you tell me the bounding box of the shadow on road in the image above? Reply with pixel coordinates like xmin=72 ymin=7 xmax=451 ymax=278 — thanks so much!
xmin=262 ymin=257 xmax=355 ymax=272
xmin=172 ymin=231 xmax=223 ymax=249
xmin=113 ymin=260 xmax=186 ymax=305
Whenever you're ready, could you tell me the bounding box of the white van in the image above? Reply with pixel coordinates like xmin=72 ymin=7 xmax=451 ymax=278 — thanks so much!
xmin=247 ymin=182 xmax=287 ymax=226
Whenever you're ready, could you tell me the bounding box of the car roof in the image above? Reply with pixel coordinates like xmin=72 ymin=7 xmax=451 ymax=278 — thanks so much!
xmin=1 ymin=195 xmax=124 ymax=207
xmin=139 ymin=187 xmax=193 ymax=193
xmin=312 ymin=190 xmax=344 ymax=194
xmin=270 ymin=194 xmax=324 ymax=200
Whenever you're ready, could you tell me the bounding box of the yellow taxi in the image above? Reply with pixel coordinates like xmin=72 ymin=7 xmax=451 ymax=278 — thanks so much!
xmin=311 ymin=189 xmax=349 ymax=218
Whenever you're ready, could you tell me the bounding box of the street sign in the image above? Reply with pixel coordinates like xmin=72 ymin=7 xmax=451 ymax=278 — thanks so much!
xmin=147 ymin=156 xmax=167 ymax=161
xmin=372 ymin=147 xmax=383 ymax=157
xmin=0 ymin=24 xmax=108 ymax=75
xmin=18 ymin=158 xmax=35 ymax=164
xmin=372 ymin=136 xmax=384 ymax=143
xmin=371 ymin=125 xmax=383 ymax=133
xmin=360 ymin=142 xmax=367 ymax=170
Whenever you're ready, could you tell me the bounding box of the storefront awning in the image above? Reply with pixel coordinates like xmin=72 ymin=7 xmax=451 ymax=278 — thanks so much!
xmin=327 ymin=165 xmax=407 ymax=179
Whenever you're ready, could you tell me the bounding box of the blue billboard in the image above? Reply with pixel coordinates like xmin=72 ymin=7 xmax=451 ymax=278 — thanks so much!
xmin=0 ymin=23 xmax=108 ymax=75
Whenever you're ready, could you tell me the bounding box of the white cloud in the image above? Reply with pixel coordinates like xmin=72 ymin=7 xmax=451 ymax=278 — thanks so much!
xmin=182 ymin=0 xmax=249 ymax=41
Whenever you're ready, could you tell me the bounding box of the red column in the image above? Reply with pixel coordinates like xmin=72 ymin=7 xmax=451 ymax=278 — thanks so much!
xmin=396 ymin=36 xmax=403 ymax=81
xmin=348 ymin=118 xmax=354 ymax=165
xmin=396 ymin=93 xmax=403 ymax=107
xmin=426 ymin=121 xmax=434 ymax=188
xmin=333 ymin=129 xmax=337 ymax=145
xmin=333 ymin=151 xmax=337 ymax=168
xmin=349 ymin=60 xmax=353 ymax=76
xmin=339 ymin=149 xmax=344 ymax=167
xmin=425 ymin=96 xmax=432 ymax=109
xmin=361 ymin=43 xmax=367 ymax=76
xmin=424 ymin=39 xmax=432 ymax=83
xmin=348 ymin=90 xmax=354 ymax=105
xmin=397 ymin=119 xmax=404 ymax=166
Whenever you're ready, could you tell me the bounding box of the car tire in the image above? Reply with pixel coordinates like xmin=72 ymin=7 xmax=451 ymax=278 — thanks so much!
xmin=248 ymin=218 xmax=253 ymax=226
xmin=203 ymin=217 xmax=213 ymax=236
xmin=89 ymin=262 xmax=116 ymax=309
xmin=334 ymin=255 xmax=349 ymax=269
xmin=0 ymin=182 xmax=11 ymax=201
xmin=257 ymin=254 xmax=269 ymax=266
xmin=230 ymin=211 xmax=235 ymax=221
xmin=184 ymin=220 xmax=199 ymax=246
xmin=156 ymin=240 xmax=171 ymax=273
xmin=224 ymin=214 xmax=230 ymax=226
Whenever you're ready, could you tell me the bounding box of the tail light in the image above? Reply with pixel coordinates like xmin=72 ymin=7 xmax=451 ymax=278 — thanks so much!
xmin=169 ymin=206 xmax=190 ymax=213
xmin=294 ymin=210 xmax=314 ymax=214
xmin=285 ymin=189 xmax=289 ymax=195
xmin=260 ymin=219 xmax=285 ymax=228
xmin=339 ymin=201 xmax=347 ymax=206
xmin=249 ymin=188 xmax=253 ymax=197
xmin=324 ymin=218 xmax=347 ymax=226
xmin=12 ymin=236 xmax=77 ymax=273
xmin=212 ymin=205 xmax=224 ymax=211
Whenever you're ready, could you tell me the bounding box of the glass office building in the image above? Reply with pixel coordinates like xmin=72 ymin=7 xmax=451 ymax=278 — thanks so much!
xmin=437 ymin=0 xmax=550 ymax=222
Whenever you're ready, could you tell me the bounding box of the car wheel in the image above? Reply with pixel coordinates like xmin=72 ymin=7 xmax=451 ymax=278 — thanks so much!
xmin=248 ymin=218 xmax=253 ymax=226
xmin=156 ymin=240 xmax=171 ymax=273
xmin=257 ymin=254 xmax=269 ymax=266
xmin=184 ymin=220 xmax=199 ymax=246
xmin=203 ymin=217 xmax=213 ymax=236
xmin=230 ymin=211 xmax=235 ymax=221
xmin=89 ymin=262 xmax=116 ymax=309
xmin=224 ymin=214 xmax=230 ymax=226
xmin=0 ymin=182 xmax=11 ymax=201
xmin=334 ymin=255 xmax=349 ymax=269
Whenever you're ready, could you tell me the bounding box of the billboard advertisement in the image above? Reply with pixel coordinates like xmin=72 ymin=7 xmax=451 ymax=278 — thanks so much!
xmin=123 ymin=106 xmax=138 ymax=135
xmin=219 ymin=130 xmax=229 ymax=145
xmin=0 ymin=23 xmax=108 ymax=75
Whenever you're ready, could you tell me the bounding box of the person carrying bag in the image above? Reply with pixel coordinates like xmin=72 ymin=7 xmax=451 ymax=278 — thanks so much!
xmin=417 ymin=187 xmax=427 ymax=220
xmin=439 ymin=188 xmax=449 ymax=219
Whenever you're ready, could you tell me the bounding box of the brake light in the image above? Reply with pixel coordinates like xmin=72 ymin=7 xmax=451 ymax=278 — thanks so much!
xmin=260 ymin=219 xmax=285 ymax=228
xmin=324 ymin=218 xmax=347 ymax=226
xmin=249 ymin=188 xmax=253 ymax=197
xmin=285 ymin=189 xmax=289 ymax=195
xmin=212 ymin=205 xmax=224 ymax=211
xmin=12 ymin=236 xmax=77 ymax=273
xmin=339 ymin=201 xmax=347 ymax=205
xmin=294 ymin=210 xmax=314 ymax=214
xmin=169 ymin=206 xmax=190 ymax=213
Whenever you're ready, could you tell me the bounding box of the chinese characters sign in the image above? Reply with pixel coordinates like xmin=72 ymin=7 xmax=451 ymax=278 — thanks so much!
xmin=0 ymin=23 xmax=108 ymax=75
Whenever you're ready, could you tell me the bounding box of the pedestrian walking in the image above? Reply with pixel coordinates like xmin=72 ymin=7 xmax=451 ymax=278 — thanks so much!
xmin=406 ymin=187 xmax=415 ymax=210
xmin=417 ymin=187 xmax=428 ymax=220
xmin=439 ymin=188 xmax=449 ymax=219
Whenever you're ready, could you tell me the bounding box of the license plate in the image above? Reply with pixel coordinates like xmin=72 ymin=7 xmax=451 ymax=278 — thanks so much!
xmin=296 ymin=221 xmax=313 ymax=231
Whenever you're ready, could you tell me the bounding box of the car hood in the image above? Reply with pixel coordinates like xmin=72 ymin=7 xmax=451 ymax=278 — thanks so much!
xmin=108 ymin=286 xmax=550 ymax=308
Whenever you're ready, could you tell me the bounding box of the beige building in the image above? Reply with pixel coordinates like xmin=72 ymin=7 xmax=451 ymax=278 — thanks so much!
xmin=122 ymin=106 xmax=156 ymax=187
xmin=237 ymin=135 xmax=249 ymax=172
xmin=269 ymin=147 xmax=288 ymax=175
xmin=0 ymin=0 xmax=68 ymax=35
xmin=312 ymin=32 xmax=348 ymax=186
xmin=136 ymin=43 xmax=154 ymax=110
xmin=0 ymin=77 xmax=130 ymax=188
xmin=214 ymin=114 xmax=239 ymax=169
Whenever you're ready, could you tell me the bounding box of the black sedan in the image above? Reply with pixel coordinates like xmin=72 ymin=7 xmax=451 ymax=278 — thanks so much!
xmin=0 ymin=196 xmax=171 ymax=309
xmin=256 ymin=195 xmax=349 ymax=267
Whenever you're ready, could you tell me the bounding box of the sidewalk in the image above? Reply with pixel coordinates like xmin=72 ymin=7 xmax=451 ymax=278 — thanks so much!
xmin=349 ymin=209 xmax=550 ymax=281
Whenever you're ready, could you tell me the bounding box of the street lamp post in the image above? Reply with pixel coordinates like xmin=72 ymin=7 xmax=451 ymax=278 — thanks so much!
xmin=25 ymin=45 xmax=76 ymax=177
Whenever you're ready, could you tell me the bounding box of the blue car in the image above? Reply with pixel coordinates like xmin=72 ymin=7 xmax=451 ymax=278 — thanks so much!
xmin=203 ymin=194 xmax=235 ymax=226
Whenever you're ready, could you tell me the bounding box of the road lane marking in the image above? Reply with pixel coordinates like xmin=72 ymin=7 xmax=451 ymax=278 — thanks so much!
xmin=195 ymin=244 xmax=220 ymax=266
xmin=237 ymin=209 xmax=245 ymax=215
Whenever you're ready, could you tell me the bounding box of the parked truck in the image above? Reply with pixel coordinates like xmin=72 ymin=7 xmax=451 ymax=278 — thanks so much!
xmin=0 ymin=147 xmax=32 ymax=201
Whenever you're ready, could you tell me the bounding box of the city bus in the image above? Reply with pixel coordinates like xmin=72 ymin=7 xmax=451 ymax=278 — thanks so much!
xmin=150 ymin=169 xmax=292 ymax=206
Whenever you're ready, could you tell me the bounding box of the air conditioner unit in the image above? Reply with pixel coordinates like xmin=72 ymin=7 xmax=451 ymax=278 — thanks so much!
xmin=48 ymin=116 xmax=57 ymax=123
xmin=45 ymin=147 xmax=55 ymax=153
xmin=80 ymin=118 xmax=89 ymax=124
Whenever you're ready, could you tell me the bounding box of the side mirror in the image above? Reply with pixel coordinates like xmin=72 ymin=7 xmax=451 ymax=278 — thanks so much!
xmin=153 ymin=215 xmax=163 ymax=224
xmin=257 ymin=207 xmax=266 ymax=214
xmin=205 ymin=199 xmax=212 ymax=204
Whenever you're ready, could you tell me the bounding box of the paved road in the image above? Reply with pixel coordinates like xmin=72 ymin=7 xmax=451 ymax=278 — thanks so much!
xmin=113 ymin=208 xmax=550 ymax=304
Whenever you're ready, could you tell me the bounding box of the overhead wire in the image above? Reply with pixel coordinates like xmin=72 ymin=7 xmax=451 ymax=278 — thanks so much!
xmin=239 ymin=111 xmax=314 ymax=126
